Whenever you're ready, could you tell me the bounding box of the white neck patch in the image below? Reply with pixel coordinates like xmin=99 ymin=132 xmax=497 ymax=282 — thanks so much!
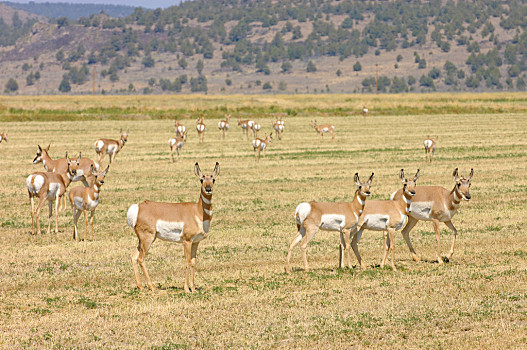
xmin=201 ymin=193 xmax=212 ymax=205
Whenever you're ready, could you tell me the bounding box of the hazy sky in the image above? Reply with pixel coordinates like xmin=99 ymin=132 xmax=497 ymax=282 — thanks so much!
xmin=6 ymin=0 xmax=182 ymax=9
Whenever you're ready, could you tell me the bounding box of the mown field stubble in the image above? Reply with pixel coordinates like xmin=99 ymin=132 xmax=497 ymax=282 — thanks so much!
xmin=0 ymin=94 xmax=526 ymax=349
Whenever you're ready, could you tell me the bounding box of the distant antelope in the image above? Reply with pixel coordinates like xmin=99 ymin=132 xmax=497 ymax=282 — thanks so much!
xmin=252 ymin=133 xmax=272 ymax=161
xmin=361 ymin=106 xmax=369 ymax=115
xmin=348 ymin=169 xmax=420 ymax=271
xmin=218 ymin=114 xmax=230 ymax=139
xmin=169 ymin=131 xmax=187 ymax=162
xmin=26 ymin=153 xmax=79 ymax=235
xmin=69 ymin=165 xmax=109 ymax=241
xmin=127 ymin=162 xmax=220 ymax=292
xmin=311 ymin=120 xmax=335 ymax=142
xmin=0 ymin=131 xmax=7 ymax=143
xmin=174 ymin=119 xmax=186 ymax=135
xmin=94 ymin=129 xmax=129 ymax=165
xmin=390 ymin=168 xmax=473 ymax=264
xmin=424 ymin=136 xmax=436 ymax=162
xmin=238 ymin=118 xmax=253 ymax=139
xmin=272 ymin=119 xmax=285 ymax=140
xmin=196 ymin=117 xmax=206 ymax=143
xmin=286 ymin=173 xmax=374 ymax=273
xmin=250 ymin=120 xmax=261 ymax=138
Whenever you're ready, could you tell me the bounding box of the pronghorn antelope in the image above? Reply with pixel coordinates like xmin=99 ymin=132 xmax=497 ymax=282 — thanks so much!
xmin=250 ymin=120 xmax=261 ymax=138
xmin=0 ymin=131 xmax=7 ymax=143
xmin=285 ymin=173 xmax=374 ymax=273
xmin=94 ymin=129 xmax=129 ymax=165
xmin=348 ymin=169 xmax=420 ymax=271
xmin=390 ymin=168 xmax=473 ymax=264
xmin=69 ymin=165 xmax=109 ymax=241
xmin=361 ymin=106 xmax=369 ymax=115
xmin=272 ymin=119 xmax=285 ymax=140
xmin=238 ymin=118 xmax=253 ymax=139
xmin=174 ymin=119 xmax=186 ymax=135
xmin=168 ymin=131 xmax=187 ymax=162
xmin=424 ymin=136 xmax=436 ymax=162
xmin=218 ymin=114 xmax=230 ymax=139
xmin=252 ymin=133 xmax=272 ymax=161
xmin=127 ymin=162 xmax=220 ymax=292
xmin=196 ymin=117 xmax=206 ymax=143
xmin=26 ymin=153 xmax=79 ymax=235
xmin=311 ymin=120 xmax=335 ymax=142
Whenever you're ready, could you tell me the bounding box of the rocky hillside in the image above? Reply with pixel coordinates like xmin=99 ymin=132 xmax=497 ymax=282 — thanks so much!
xmin=1 ymin=0 xmax=527 ymax=95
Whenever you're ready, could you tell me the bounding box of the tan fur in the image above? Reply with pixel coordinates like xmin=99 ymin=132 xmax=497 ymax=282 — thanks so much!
xmin=311 ymin=120 xmax=335 ymax=142
xmin=174 ymin=120 xmax=186 ymax=135
xmin=0 ymin=131 xmax=7 ymax=143
xmin=272 ymin=119 xmax=285 ymax=140
xmin=68 ymin=165 xmax=109 ymax=241
xmin=129 ymin=162 xmax=220 ymax=292
xmin=94 ymin=129 xmax=129 ymax=165
xmin=285 ymin=173 xmax=374 ymax=273
xmin=424 ymin=136 xmax=436 ymax=162
xmin=350 ymin=169 xmax=420 ymax=271
xmin=250 ymin=120 xmax=261 ymax=139
xmin=169 ymin=131 xmax=187 ymax=162
xmin=252 ymin=133 xmax=272 ymax=161
xmin=391 ymin=168 xmax=473 ymax=263
xmin=218 ymin=114 xmax=230 ymax=139
xmin=238 ymin=118 xmax=253 ymax=139
xmin=196 ymin=117 xmax=206 ymax=143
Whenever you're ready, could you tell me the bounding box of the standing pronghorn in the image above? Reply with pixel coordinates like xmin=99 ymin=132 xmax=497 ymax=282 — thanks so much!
xmin=348 ymin=169 xmax=420 ymax=271
xmin=361 ymin=106 xmax=369 ymax=115
xmin=94 ymin=129 xmax=129 ymax=165
xmin=69 ymin=165 xmax=109 ymax=241
xmin=168 ymin=131 xmax=187 ymax=162
xmin=250 ymin=120 xmax=261 ymax=138
xmin=424 ymin=136 xmax=436 ymax=162
xmin=238 ymin=118 xmax=253 ymax=139
xmin=272 ymin=119 xmax=285 ymax=140
xmin=174 ymin=119 xmax=186 ymax=135
xmin=390 ymin=168 xmax=473 ymax=264
xmin=127 ymin=162 xmax=220 ymax=292
xmin=196 ymin=117 xmax=206 ymax=143
xmin=218 ymin=114 xmax=230 ymax=139
xmin=0 ymin=131 xmax=7 ymax=143
xmin=311 ymin=120 xmax=335 ymax=142
xmin=26 ymin=153 xmax=79 ymax=235
xmin=252 ymin=133 xmax=272 ymax=161
xmin=285 ymin=173 xmax=374 ymax=273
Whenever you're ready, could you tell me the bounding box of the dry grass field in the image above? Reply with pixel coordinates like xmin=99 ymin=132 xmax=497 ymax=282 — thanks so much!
xmin=0 ymin=94 xmax=526 ymax=349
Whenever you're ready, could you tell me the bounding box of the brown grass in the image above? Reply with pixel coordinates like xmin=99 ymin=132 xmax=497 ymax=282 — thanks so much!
xmin=0 ymin=95 xmax=526 ymax=349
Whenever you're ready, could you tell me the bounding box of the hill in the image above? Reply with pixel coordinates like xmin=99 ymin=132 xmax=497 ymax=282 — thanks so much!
xmin=1 ymin=0 xmax=527 ymax=95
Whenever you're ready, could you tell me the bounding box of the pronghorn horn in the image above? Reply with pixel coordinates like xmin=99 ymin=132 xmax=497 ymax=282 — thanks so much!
xmin=354 ymin=173 xmax=360 ymax=187
xmin=413 ymin=169 xmax=420 ymax=182
xmin=400 ymin=169 xmax=406 ymax=184
xmin=368 ymin=172 xmax=374 ymax=185
xmin=65 ymin=152 xmax=69 ymax=162
xmin=453 ymin=168 xmax=460 ymax=182
xmin=103 ymin=165 xmax=110 ymax=175
xmin=468 ymin=168 xmax=474 ymax=181
xmin=212 ymin=162 xmax=220 ymax=178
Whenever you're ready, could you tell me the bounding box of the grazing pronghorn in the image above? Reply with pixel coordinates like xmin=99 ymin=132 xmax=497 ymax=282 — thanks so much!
xmin=127 ymin=162 xmax=220 ymax=292
xmin=196 ymin=117 xmax=206 ymax=143
xmin=26 ymin=153 xmax=79 ymax=235
xmin=238 ymin=118 xmax=253 ymax=139
xmin=272 ymin=119 xmax=285 ymax=140
xmin=252 ymin=133 xmax=272 ymax=161
xmin=424 ymin=136 xmax=436 ymax=162
xmin=0 ymin=131 xmax=7 ymax=143
xmin=174 ymin=119 xmax=186 ymax=135
xmin=390 ymin=168 xmax=473 ymax=264
xmin=348 ymin=169 xmax=420 ymax=271
xmin=69 ymin=165 xmax=109 ymax=241
xmin=168 ymin=131 xmax=187 ymax=162
xmin=285 ymin=173 xmax=374 ymax=273
xmin=361 ymin=106 xmax=369 ymax=115
xmin=94 ymin=129 xmax=129 ymax=165
xmin=218 ymin=114 xmax=230 ymax=139
xmin=311 ymin=120 xmax=335 ymax=142
xmin=250 ymin=120 xmax=261 ymax=138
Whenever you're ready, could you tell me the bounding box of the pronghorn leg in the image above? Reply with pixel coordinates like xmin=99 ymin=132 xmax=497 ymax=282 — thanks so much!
xmin=190 ymin=242 xmax=199 ymax=292
xmin=300 ymin=225 xmax=319 ymax=271
xmin=89 ymin=211 xmax=95 ymax=241
xmin=331 ymin=132 xmax=335 ymax=142
xmin=432 ymin=219 xmax=442 ymax=264
xmin=339 ymin=230 xmax=352 ymax=269
xmin=431 ymin=148 xmax=435 ymax=162
xmin=339 ymin=232 xmax=345 ymax=269
xmin=54 ymin=193 xmax=60 ymax=233
xmin=381 ymin=231 xmax=389 ymax=268
xmin=400 ymin=216 xmax=420 ymax=262
xmin=132 ymin=232 xmax=156 ymax=291
xmin=351 ymin=228 xmax=367 ymax=270
xmin=387 ymin=228 xmax=397 ymax=271
xmin=183 ymin=241 xmax=192 ymax=293
xmin=29 ymin=196 xmax=36 ymax=234
xmin=35 ymin=198 xmax=46 ymax=235
xmin=285 ymin=225 xmax=306 ymax=273
xmin=84 ymin=210 xmax=88 ymax=242
xmin=73 ymin=207 xmax=81 ymax=241
xmin=444 ymin=220 xmax=458 ymax=261
xmin=170 ymin=147 xmax=175 ymax=162
xmin=47 ymin=200 xmax=53 ymax=235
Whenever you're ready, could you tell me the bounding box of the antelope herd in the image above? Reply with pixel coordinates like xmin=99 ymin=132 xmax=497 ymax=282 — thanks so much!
xmin=7 ymin=110 xmax=475 ymax=293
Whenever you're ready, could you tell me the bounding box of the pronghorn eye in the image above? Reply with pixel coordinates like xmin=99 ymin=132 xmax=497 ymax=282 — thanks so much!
xmin=200 ymin=179 xmax=203 ymax=183
xmin=457 ymin=183 xmax=461 ymax=187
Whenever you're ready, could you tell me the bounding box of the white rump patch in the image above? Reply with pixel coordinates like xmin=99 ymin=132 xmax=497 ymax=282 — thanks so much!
xmin=126 ymin=204 xmax=139 ymax=228
xmin=248 ymin=121 xmax=254 ymax=128
xmin=295 ymin=203 xmax=311 ymax=225
xmin=94 ymin=140 xmax=104 ymax=152
xmin=410 ymin=201 xmax=433 ymax=221
xmin=169 ymin=138 xmax=176 ymax=147
xmin=156 ymin=220 xmax=184 ymax=242
xmin=26 ymin=174 xmax=45 ymax=195
xmin=363 ymin=214 xmax=390 ymax=231
xmin=47 ymin=183 xmax=60 ymax=200
xmin=197 ymin=124 xmax=205 ymax=132
xmin=424 ymin=140 xmax=433 ymax=149
xmin=252 ymin=139 xmax=261 ymax=148
xmin=320 ymin=214 xmax=346 ymax=231
xmin=107 ymin=144 xmax=117 ymax=155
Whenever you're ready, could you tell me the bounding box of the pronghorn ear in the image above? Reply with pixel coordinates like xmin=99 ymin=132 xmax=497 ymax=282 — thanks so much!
xmin=91 ymin=164 xmax=95 ymax=173
xmin=46 ymin=144 xmax=50 ymax=151
xmin=368 ymin=172 xmax=374 ymax=185
xmin=194 ymin=163 xmax=203 ymax=178
xmin=354 ymin=173 xmax=360 ymax=187
xmin=78 ymin=152 xmax=82 ymax=160
xmin=103 ymin=165 xmax=110 ymax=175
xmin=65 ymin=152 xmax=69 ymax=162
xmin=453 ymin=168 xmax=460 ymax=182
xmin=468 ymin=168 xmax=474 ymax=181
xmin=120 ymin=128 xmax=122 ymax=134
xmin=38 ymin=144 xmax=42 ymax=152
xmin=400 ymin=169 xmax=406 ymax=184
xmin=212 ymin=162 xmax=220 ymax=178
xmin=413 ymin=169 xmax=420 ymax=182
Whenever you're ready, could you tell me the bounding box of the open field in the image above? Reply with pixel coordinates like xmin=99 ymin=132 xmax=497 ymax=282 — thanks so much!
xmin=0 ymin=94 xmax=526 ymax=349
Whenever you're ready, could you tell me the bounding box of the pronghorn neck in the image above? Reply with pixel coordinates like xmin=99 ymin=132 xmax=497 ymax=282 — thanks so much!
xmin=353 ymin=189 xmax=367 ymax=215
xmin=42 ymin=151 xmax=56 ymax=171
xmin=91 ymin=182 xmax=102 ymax=201
xmin=198 ymin=188 xmax=213 ymax=219
xmin=401 ymin=188 xmax=413 ymax=214
xmin=450 ymin=184 xmax=462 ymax=209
